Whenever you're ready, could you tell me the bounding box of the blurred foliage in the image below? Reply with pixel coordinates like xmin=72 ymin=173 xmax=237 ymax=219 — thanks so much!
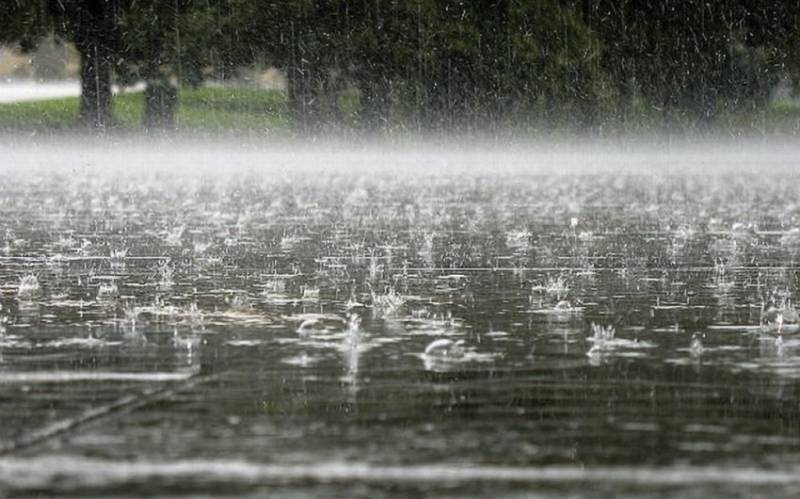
xmin=2 ymin=0 xmax=800 ymax=134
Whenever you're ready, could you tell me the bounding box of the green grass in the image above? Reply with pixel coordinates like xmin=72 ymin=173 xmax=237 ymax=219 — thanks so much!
xmin=178 ymin=87 xmax=290 ymax=132
xmin=0 ymin=86 xmax=291 ymax=134
xmin=2 ymin=85 xmax=800 ymax=137
xmin=0 ymin=96 xmax=81 ymax=131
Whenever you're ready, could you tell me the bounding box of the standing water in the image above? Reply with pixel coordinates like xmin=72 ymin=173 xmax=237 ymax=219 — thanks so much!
xmin=1 ymin=141 xmax=800 ymax=497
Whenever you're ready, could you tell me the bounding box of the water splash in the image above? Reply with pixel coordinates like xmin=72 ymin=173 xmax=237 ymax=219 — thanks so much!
xmin=17 ymin=274 xmax=40 ymax=300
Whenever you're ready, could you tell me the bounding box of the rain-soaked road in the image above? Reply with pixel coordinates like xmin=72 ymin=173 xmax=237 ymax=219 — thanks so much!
xmin=1 ymin=144 xmax=800 ymax=497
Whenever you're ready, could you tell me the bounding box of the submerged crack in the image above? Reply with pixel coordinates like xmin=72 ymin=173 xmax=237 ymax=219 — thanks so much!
xmin=0 ymin=373 xmax=213 ymax=456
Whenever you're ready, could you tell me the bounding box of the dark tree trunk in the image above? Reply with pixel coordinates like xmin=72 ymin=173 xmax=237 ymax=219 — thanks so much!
xmin=578 ymin=75 xmax=597 ymax=134
xmin=358 ymin=76 xmax=391 ymax=134
xmin=287 ymin=67 xmax=314 ymax=134
xmin=418 ymin=66 xmax=450 ymax=132
xmin=618 ymin=73 xmax=634 ymax=131
xmin=287 ymin=21 xmax=320 ymax=135
xmin=72 ymin=0 xmax=119 ymax=129
xmin=76 ymin=37 xmax=113 ymax=128
xmin=144 ymin=80 xmax=178 ymax=130
xmin=287 ymin=57 xmax=332 ymax=134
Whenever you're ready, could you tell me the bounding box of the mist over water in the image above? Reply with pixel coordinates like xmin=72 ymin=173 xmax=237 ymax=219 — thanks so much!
xmin=3 ymin=136 xmax=800 ymax=176
xmin=1 ymin=139 xmax=800 ymax=497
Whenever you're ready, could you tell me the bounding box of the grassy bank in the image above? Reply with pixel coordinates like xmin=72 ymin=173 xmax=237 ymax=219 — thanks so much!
xmin=1 ymin=84 xmax=800 ymax=138
xmin=0 ymin=86 xmax=290 ymax=134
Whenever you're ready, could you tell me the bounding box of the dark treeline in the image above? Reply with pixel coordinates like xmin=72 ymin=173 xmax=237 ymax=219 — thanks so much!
xmin=2 ymin=0 xmax=799 ymax=134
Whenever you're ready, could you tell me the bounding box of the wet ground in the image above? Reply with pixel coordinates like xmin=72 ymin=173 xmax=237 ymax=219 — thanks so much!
xmin=2 ymin=146 xmax=800 ymax=497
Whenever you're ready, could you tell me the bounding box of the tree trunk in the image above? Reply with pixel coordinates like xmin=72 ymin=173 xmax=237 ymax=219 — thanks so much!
xmin=578 ymin=74 xmax=597 ymax=134
xmin=72 ymin=0 xmax=118 ymax=129
xmin=77 ymin=38 xmax=113 ymax=128
xmin=144 ymin=79 xmax=178 ymax=130
xmin=358 ymin=76 xmax=390 ymax=134
xmin=287 ymin=67 xmax=312 ymax=134
xmin=287 ymin=58 xmax=330 ymax=135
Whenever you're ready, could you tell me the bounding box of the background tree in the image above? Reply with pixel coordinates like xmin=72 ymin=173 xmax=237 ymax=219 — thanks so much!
xmin=118 ymin=1 xmax=278 ymax=129
xmin=116 ymin=1 xmax=194 ymax=129
xmin=254 ymin=0 xmax=609 ymax=134
xmin=591 ymin=0 xmax=790 ymax=129
xmin=4 ymin=0 xmax=800 ymax=135
xmin=2 ymin=0 xmax=128 ymax=129
xmin=0 ymin=1 xmax=50 ymax=51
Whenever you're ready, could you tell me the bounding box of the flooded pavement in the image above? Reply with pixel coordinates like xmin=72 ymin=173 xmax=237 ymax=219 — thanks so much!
xmin=2 ymin=150 xmax=800 ymax=497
